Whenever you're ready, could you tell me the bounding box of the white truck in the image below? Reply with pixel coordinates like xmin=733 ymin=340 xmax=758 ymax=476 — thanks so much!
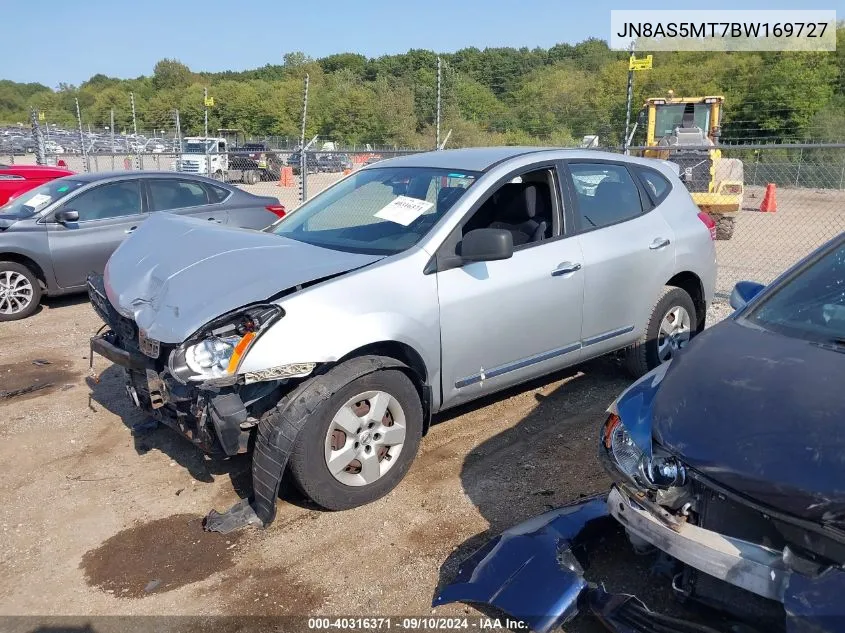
xmin=173 ymin=137 xmax=263 ymax=185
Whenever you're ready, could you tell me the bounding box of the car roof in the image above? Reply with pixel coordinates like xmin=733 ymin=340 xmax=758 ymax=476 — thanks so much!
xmin=63 ymin=170 xmax=227 ymax=184
xmin=367 ymin=147 xmax=664 ymax=173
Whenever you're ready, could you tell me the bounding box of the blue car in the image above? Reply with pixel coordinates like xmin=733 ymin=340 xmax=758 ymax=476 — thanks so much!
xmin=436 ymin=232 xmax=845 ymax=633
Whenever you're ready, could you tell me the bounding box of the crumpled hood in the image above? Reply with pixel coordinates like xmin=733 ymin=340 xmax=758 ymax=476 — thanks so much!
xmin=104 ymin=212 xmax=384 ymax=343
xmin=651 ymin=318 xmax=845 ymax=522
xmin=0 ymin=214 xmax=21 ymax=230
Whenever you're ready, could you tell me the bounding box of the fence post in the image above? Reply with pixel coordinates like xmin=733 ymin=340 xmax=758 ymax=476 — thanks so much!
xmin=795 ymin=148 xmax=802 ymax=187
xmin=436 ymin=56 xmax=441 ymax=150
xmin=31 ymin=108 xmax=46 ymax=166
xmin=110 ymin=109 xmax=115 ymax=171
xmin=130 ymin=92 xmax=143 ymax=170
xmin=75 ymin=98 xmax=90 ymax=173
xmin=839 ymin=161 xmax=845 ymax=191
xmin=299 ymin=73 xmax=310 ymax=203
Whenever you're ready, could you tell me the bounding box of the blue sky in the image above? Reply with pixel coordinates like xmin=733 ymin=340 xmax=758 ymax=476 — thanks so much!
xmin=4 ymin=0 xmax=838 ymax=87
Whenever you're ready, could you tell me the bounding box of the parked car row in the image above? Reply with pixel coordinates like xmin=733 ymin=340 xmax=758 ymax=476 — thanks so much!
xmin=0 ymin=171 xmax=284 ymax=320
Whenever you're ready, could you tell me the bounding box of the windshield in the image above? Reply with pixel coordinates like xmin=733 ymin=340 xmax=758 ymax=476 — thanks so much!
xmin=746 ymin=240 xmax=845 ymax=345
xmin=0 ymin=178 xmax=86 ymax=218
xmin=272 ymin=167 xmax=479 ymax=255
xmin=654 ymin=104 xmax=711 ymax=136
xmin=183 ymin=141 xmax=214 ymax=153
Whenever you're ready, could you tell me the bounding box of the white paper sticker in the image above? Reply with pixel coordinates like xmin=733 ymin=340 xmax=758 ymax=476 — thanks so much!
xmin=23 ymin=193 xmax=52 ymax=209
xmin=374 ymin=195 xmax=434 ymax=226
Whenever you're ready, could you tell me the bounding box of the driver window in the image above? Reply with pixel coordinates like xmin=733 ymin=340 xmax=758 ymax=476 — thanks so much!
xmin=461 ymin=168 xmax=557 ymax=247
xmin=68 ymin=180 xmax=142 ymax=221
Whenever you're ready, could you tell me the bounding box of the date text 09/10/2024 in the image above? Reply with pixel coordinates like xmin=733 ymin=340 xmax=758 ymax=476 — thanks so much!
xmin=307 ymin=617 xmax=528 ymax=630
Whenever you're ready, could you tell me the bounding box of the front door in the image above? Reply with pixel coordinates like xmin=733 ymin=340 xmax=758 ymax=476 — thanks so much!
xmin=47 ymin=179 xmax=146 ymax=289
xmin=437 ymin=166 xmax=584 ymax=408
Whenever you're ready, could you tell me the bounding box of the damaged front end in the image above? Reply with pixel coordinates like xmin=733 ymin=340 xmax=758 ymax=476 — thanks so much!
xmin=88 ymin=273 xmax=313 ymax=457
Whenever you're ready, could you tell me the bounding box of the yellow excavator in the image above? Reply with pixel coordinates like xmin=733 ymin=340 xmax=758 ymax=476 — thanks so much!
xmin=640 ymin=93 xmax=744 ymax=240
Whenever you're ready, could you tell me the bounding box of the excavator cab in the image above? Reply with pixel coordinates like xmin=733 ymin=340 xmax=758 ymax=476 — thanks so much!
xmin=641 ymin=95 xmax=743 ymax=239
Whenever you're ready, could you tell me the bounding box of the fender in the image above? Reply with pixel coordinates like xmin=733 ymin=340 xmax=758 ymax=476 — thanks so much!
xmin=205 ymin=355 xmax=408 ymax=532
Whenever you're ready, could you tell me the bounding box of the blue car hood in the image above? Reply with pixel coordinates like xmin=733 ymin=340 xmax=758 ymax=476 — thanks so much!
xmin=103 ymin=212 xmax=384 ymax=343
xmin=649 ymin=318 xmax=845 ymax=523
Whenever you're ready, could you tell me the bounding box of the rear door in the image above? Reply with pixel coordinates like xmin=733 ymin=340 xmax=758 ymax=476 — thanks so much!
xmin=211 ymin=185 xmax=279 ymax=230
xmin=563 ymin=160 xmax=677 ymax=357
xmin=46 ymin=179 xmax=147 ymax=289
xmin=146 ymin=178 xmax=228 ymax=224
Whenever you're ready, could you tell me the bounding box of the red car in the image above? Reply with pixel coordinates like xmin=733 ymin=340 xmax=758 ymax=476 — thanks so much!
xmin=0 ymin=164 xmax=74 ymax=207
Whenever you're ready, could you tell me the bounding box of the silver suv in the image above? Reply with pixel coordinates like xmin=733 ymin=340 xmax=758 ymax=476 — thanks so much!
xmin=89 ymin=147 xmax=716 ymax=528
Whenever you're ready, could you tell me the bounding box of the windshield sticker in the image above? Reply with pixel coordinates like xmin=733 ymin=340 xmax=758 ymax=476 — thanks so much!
xmin=448 ymin=173 xmax=467 ymax=178
xmin=24 ymin=193 xmax=52 ymax=209
xmin=57 ymin=186 xmax=69 ymax=193
xmin=375 ymin=195 xmax=434 ymax=226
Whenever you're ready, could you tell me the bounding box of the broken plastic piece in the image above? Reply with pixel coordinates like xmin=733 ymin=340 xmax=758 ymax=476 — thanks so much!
xmin=203 ymin=498 xmax=263 ymax=533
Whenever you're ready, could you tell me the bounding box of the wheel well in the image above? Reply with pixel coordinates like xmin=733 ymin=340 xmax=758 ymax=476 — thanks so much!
xmin=667 ymin=271 xmax=705 ymax=332
xmin=0 ymin=253 xmax=47 ymax=291
xmin=336 ymin=341 xmax=433 ymax=433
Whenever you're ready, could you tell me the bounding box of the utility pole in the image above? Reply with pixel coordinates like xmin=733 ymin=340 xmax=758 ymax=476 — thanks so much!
xmin=204 ymin=87 xmax=209 ymax=138
xmin=436 ymin=56 xmax=442 ymax=150
xmin=299 ymin=73 xmax=310 ymax=202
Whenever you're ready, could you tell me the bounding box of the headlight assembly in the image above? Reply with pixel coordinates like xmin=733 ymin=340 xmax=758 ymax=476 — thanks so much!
xmin=169 ymin=304 xmax=283 ymax=383
xmin=603 ymin=413 xmax=685 ymax=490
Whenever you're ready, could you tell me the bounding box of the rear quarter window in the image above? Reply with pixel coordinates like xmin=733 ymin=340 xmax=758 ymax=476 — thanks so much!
xmin=205 ymin=183 xmax=231 ymax=203
xmin=635 ymin=167 xmax=672 ymax=204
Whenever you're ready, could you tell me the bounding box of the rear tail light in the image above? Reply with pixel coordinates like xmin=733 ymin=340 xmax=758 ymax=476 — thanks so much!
xmin=697 ymin=211 xmax=716 ymax=240
xmin=266 ymin=204 xmax=286 ymax=219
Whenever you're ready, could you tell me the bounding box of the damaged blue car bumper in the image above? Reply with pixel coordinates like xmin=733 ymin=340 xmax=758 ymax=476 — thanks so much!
xmin=433 ymin=493 xmax=611 ymax=633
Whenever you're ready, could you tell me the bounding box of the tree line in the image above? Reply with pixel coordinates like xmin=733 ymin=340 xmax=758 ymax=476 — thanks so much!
xmin=1 ymin=30 xmax=843 ymax=148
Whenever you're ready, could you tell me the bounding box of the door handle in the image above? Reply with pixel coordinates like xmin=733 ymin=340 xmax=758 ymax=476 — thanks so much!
xmin=551 ymin=261 xmax=582 ymax=276
xmin=124 ymin=226 xmax=137 ymax=234
xmin=649 ymin=237 xmax=671 ymax=250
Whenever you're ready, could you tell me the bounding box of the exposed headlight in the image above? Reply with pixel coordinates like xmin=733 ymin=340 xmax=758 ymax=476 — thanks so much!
xmin=605 ymin=414 xmax=644 ymax=480
xmin=169 ymin=304 xmax=283 ymax=383
xmin=603 ymin=413 xmax=685 ymax=490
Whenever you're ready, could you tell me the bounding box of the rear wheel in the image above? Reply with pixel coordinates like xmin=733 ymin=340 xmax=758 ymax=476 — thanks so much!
xmin=625 ymin=286 xmax=696 ymax=377
xmin=288 ymin=367 xmax=423 ymax=510
xmin=243 ymin=170 xmax=259 ymax=185
xmin=212 ymin=170 xmax=225 ymax=182
xmin=0 ymin=261 xmax=41 ymax=321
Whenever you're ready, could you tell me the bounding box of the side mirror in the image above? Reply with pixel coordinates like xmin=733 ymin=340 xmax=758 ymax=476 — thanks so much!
xmin=55 ymin=209 xmax=80 ymax=224
xmin=459 ymin=228 xmax=514 ymax=264
xmin=730 ymin=281 xmax=765 ymax=311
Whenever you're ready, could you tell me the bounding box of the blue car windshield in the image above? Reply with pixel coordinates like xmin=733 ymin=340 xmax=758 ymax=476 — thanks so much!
xmin=0 ymin=178 xmax=86 ymax=218
xmin=746 ymin=240 xmax=845 ymax=345
xmin=271 ymin=167 xmax=479 ymax=255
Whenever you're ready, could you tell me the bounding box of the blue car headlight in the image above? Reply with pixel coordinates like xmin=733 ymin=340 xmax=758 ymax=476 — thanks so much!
xmin=603 ymin=412 xmax=685 ymax=490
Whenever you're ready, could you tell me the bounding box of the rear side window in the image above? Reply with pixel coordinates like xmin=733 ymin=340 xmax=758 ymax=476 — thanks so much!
xmin=636 ymin=167 xmax=671 ymax=204
xmin=568 ymin=163 xmax=643 ymax=230
xmin=205 ymin=183 xmax=231 ymax=203
xmin=148 ymin=179 xmax=209 ymax=211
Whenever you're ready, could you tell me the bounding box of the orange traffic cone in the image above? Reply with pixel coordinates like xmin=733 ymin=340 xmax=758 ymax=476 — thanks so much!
xmin=277 ymin=166 xmax=294 ymax=188
xmin=760 ymin=183 xmax=777 ymax=212
xmin=342 ymin=167 xmax=351 ymax=176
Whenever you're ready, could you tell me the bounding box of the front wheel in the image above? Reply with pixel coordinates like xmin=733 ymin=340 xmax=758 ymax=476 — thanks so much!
xmin=625 ymin=286 xmax=696 ymax=377
xmin=288 ymin=367 xmax=423 ymax=510
xmin=0 ymin=261 xmax=42 ymax=321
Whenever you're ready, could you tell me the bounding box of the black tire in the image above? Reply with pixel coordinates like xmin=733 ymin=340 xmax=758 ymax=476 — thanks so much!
xmin=212 ymin=170 xmax=225 ymax=182
xmin=288 ymin=367 xmax=423 ymax=510
xmin=243 ymin=170 xmax=259 ymax=185
xmin=713 ymin=214 xmax=735 ymax=240
xmin=0 ymin=261 xmax=42 ymax=321
xmin=624 ymin=286 xmax=696 ymax=378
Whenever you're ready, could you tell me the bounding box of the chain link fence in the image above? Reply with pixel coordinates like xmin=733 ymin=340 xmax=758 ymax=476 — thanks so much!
xmin=2 ymin=135 xmax=843 ymax=307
